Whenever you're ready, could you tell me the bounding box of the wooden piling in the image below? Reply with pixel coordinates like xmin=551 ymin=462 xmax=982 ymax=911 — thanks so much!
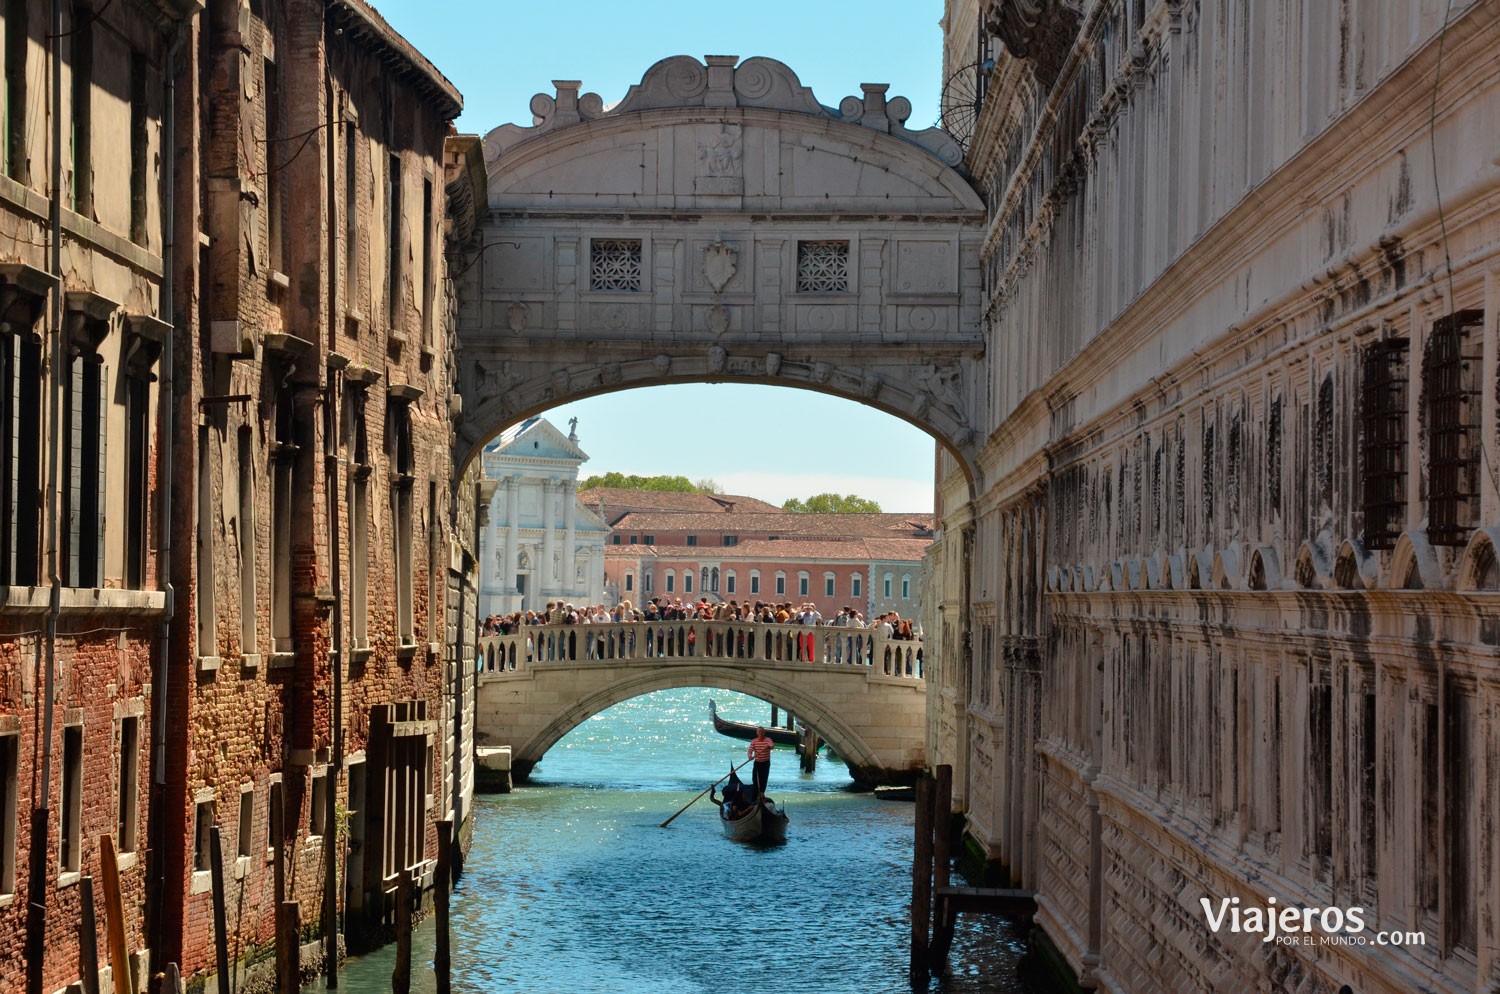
xmin=435 ymin=821 xmax=453 ymax=994
xmin=163 ymin=963 xmax=185 ymax=994
xmin=78 ymin=875 xmax=99 ymax=994
xmin=278 ymin=901 xmax=301 ymax=993
xmin=99 ymin=836 xmax=132 ymax=994
xmin=930 ymin=764 xmax=956 ymax=969
xmin=770 ymin=704 xmax=779 ymax=727
xmin=392 ymin=869 xmax=413 ymax=994
xmin=910 ymin=777 xmax=935 ymax=983
xmin=208 ymin=826 xmax=231 ymax=994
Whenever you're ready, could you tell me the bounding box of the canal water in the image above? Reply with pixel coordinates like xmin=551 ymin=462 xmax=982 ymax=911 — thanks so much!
xmin=311 ymin=688 xmax=1056 ymax=994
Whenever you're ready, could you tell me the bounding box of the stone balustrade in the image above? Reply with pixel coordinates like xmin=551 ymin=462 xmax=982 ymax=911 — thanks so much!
xmin=477 ymin=621 xmax=922 ymax=681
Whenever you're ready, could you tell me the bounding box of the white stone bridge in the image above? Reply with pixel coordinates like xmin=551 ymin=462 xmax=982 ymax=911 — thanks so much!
xmin=475 ymin=620 xmax=925 ymax=786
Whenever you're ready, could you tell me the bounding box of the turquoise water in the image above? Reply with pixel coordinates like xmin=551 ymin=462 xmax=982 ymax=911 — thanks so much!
xmin=315 ymin=688 xmax=1051 ymax=993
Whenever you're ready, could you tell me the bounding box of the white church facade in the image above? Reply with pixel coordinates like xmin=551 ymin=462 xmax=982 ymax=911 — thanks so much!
xmin=478 ymin=417 xmax=609 ymax=616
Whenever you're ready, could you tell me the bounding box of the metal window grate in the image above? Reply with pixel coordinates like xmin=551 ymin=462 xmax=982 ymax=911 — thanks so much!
xmin=1425 ymin=311 xmax=1482 ymax=546
xmin=1361 ymin=338 xmax=1408 ymax=550
xmin=590 ymin=239 xmax=643 ymax=291
xmin=796 ymin=240 xmax=849 ymax=292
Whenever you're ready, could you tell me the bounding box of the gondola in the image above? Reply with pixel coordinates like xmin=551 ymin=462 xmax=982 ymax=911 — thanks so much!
xmin=720 ymin=797 xmax=789 ymax=843
xmin=713 ymin=769 xmax=788 ymax=843
xmin=708 ymin=699 xmax=801 ymax=747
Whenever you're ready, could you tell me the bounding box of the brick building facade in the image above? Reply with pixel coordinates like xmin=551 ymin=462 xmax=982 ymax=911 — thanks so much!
xmin=0 ymin=0 xmax=191 ymax=991
xmin=0 ymin=0 xmax=479 ymax=991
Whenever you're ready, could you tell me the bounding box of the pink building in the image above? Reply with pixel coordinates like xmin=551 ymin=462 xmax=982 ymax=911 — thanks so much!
xmin=604 ymin=537 xmax=929 ymax=621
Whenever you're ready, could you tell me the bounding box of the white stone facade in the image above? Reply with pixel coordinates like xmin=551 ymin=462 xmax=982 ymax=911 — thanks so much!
xmin=924 ymin=3 xmax=1500 ymax=994
xmin=478 ymin=417 xmax=608 ymax=615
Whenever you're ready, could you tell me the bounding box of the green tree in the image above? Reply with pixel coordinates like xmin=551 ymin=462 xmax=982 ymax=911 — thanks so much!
xmin=577 ymin=472 xmax=716 ymax=493
xmin=782 ymin=493 xmax=882 ymax=513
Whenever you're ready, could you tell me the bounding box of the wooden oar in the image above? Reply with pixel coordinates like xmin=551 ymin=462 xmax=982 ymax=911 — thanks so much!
xmin=660 ymin=758 xmax=754 ymax=828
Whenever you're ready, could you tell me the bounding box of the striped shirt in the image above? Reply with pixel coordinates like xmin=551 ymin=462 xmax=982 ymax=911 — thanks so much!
xmin=748 ymin=736 xmax=773 ymax=762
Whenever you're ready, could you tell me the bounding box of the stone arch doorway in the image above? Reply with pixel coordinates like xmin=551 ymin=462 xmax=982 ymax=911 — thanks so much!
xmin=451 ymin=55 xmax=987 ymax=489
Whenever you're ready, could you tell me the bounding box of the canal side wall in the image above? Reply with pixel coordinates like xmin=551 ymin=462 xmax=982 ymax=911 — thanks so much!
xmin=933 ymin=3 xmax=1500 ymax=994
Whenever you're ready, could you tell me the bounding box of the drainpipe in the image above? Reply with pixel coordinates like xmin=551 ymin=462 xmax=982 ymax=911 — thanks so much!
xmin=322 ymin=69 xmax=344 ymax=989
xmin=24 ymin=2 xmax=66 ymax=991
xmin=146 ymin=20 xmax=187 ymax=988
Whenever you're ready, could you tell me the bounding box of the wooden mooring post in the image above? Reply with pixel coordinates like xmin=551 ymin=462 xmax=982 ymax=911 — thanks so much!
xmin=392 ymin=869 xmax=413 ymax=994
xmin=909 ymin=777 xmax=935 ymax=984
xmin=208 ymin=826 xmax=232 ymax=994
xmin=278 ymin=901 xmax=300 ymax=994
xmin=435 ymin=821 xmax=453 ymax=994
xmin=929 ymin=764 xmax=956 ymax=969
xmin=99 ymin=836 xmax=132 ymax=994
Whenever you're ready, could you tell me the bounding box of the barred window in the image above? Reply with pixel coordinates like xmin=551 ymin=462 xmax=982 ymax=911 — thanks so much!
xmin=796 ymin=240 xmax=849 ymax=292
xmin=1424 ymin=311 xmax=1482 ymax=546
xmin=1361 ymin=338 xmax=1408 ymax=550
xmin=590 ymin=239 xmax=643 ymax=291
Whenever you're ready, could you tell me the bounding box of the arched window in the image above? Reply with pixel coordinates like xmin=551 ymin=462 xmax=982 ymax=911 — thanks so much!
xmin=901 ymin=574 xmax=911 ymax=599
xmin=850 ymin=573 xmax=862 ymax=598
xmin=665 ymin=572 xmax=674 ymax=593
xmin=823 ymin=572 xmax=836 ymax=597
xmin=797 ymin=571 xmax=810 ymax=596
xmin=624 ymin=572 xmax=634 ymax=592
xmin=725 ymin=570 xmax=737 ymax=594
xmin=644 ymin=571 xmax=652 ymax=591
xmin=883 ymin=573 xmax=893 ymax=598
xmin=749 ymin=570 xmax=760 ymax=594
xmin=684 ymin=570 xmax=694 ymax=593
xmin=775 ymin=571 xmax=786 ymax=595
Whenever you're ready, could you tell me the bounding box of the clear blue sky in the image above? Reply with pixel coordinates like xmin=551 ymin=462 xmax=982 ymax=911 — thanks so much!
xmin=374 ymin=0 xmax=946 ymax=512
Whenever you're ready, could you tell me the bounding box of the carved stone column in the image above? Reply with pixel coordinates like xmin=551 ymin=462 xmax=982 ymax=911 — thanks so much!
xmin=541 ymin=479 xmax=557 ymax=594
xmin=563 ymin=480 xmax=577 ymax=596
xmin=505 ymin=476 xmax=520 ymax=593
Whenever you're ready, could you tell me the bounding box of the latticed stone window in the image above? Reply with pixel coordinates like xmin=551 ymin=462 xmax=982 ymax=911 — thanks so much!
xmin=1424 ymin=311 xmax=1482 ymax=546
xmin=796 ymin=240 xmax=849 ymax=292
xmin=590 ymin=238 xmax=643 ymax=291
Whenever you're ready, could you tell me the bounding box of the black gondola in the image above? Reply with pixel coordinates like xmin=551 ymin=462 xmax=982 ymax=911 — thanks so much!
xmin=708 ymin=699 xmax=801 ymax=746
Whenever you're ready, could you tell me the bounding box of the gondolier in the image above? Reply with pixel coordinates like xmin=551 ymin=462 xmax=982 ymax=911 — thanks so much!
xmin=748 ymin=726 xmax=774 ymax=797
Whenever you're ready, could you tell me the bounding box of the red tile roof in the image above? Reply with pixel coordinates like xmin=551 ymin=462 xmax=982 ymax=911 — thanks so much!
xmin=640 ymin=537 xmax=932 ymax=563
xmin=578 ymin=488 xmax=782 ymax=521
xmin=607 ymin=510 xmax=935 ymax=539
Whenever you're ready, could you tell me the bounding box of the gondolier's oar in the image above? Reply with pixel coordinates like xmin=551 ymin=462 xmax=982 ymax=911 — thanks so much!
xmin=660 ymin=758 xmax=754 ymax=828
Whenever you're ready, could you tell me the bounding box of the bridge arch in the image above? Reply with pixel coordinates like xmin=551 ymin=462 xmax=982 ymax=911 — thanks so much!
xmin=452 ymin=54 xmax=988 ymax=487
xmin=514 ymin=667 xmax=888 ymax=784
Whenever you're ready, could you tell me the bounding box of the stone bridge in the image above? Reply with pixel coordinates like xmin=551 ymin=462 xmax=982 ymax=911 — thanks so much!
xmin=452 ymin=54 xmax=987 ymax=485
xmin=475 ymin=620 xmax=925 ymax=785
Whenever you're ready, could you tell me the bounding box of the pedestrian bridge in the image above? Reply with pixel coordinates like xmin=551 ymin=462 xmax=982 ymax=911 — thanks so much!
xmin=475 ymin=621 xmax=925 ymax=786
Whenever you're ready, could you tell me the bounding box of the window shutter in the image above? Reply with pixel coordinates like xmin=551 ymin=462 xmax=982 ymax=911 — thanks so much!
xmin=4 ymin=335 xmax=18 ymax=583
xmin=95 ymin=362 xmax=108 ymax=584
xmin=67 ymin=356 xmax=84 ymax=585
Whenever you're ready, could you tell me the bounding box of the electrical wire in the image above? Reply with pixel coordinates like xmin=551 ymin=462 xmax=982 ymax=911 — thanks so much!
xmin=1426 ymin=0 xmax=1500 ymax=497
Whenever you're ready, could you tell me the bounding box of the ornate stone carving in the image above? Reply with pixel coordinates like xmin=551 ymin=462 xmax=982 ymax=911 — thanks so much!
xmin=485 ymin=56 xmax=966 ymax=172
xmin=706 ymin=345 xmax=727 ymax=373
xmin=858 ymin=370 xmax=883 ymax=399
xmin=985 ymin=0 xmax=1083 ymax=89
xmin=703 ymin=241 xmax=738 ymax=292
xmin=812 ymin=361 xmax=832 ymax=384
xmin=601 ymin=362 xmax=622 ymax=385
xmin=706 ymin=304 xmax=730 ymax=336
xmin=764 ymin=352 xmax=782 ymax=376
xmin=506 ymin=300 xmax=529 ymax=333
xmin=915 ymin=362 xmax=966 ymax=420
xmin=698 ymin=125 xmax=743 ymax=178
xmin=652 ymin=354 xmax=672 ymax=377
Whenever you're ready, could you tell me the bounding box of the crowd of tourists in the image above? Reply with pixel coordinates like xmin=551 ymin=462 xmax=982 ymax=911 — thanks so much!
xmin=479 ymin=598 xmax=920 ymax=639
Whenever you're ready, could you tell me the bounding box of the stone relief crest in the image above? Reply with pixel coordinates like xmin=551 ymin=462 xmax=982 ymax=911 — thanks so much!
xmin=764 ymin=352 xmax=782 ymax=376
xmin=506 ymin=300 xmax=529 ymax=333
xmin=707 ymin=304 xmax=730 ymax=336
xmin=707 ymin=345 xmax=727 ymax=373
xmin=652 ymin=354 xmax=672 ymax=377
xmin=703 ymin=241 xmax=737 ymax=293
xmin=915 ymin=362 xmax=965 ymax=419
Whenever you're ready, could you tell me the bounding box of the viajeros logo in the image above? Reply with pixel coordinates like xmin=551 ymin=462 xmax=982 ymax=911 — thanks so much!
xmin=1200 ymin=895 xmax=1425 ymax=947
